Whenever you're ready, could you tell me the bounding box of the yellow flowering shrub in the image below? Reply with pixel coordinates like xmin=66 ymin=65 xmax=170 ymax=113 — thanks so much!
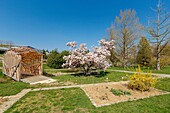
xmin=128 ymin=66 xmax=157 ymax=91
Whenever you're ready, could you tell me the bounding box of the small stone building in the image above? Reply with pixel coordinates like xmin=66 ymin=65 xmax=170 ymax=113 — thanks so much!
xmin=3 ymin=47 xmax=43 ymax=81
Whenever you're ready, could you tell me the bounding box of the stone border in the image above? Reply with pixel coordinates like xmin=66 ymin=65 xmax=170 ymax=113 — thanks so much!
xmin=81 ymin=84 xmax=170 ymax=107
xmin=81 ymin=88 xmax=98 ymax=107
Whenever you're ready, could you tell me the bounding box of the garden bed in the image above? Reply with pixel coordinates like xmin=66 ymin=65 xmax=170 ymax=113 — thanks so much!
xmin=81 ymin=82 xmax=170 ymax=107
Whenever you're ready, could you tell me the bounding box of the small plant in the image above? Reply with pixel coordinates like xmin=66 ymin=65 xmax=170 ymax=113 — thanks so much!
xmin=128 ymin=65 xmax=157 ymax=91
xmin=110 ymin=88 xmax=131 ymax=96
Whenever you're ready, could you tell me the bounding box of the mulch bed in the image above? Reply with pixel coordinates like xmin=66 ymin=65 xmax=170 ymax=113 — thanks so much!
xmin=81 ymin=82 xmax=169 ymax=107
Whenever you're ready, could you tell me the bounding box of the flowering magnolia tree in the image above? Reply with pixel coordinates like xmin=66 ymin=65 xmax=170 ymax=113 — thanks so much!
xmin=62 ymin=39 xmax=114 ymax=75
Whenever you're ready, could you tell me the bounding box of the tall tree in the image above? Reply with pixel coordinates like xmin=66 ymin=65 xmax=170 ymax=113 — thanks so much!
xmin=110 ymin=9 xmax=142 ymax=68
xmin=137 ymin=36 xmax=152 ymax=66
xmin=108 ymin=26 xmax=119 ymax=66
xmin=147 ymin=0 xmax=170 ymax=70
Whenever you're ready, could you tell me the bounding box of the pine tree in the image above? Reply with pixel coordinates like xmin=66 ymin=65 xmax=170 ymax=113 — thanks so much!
xmin=137 ymin=36 xmax=152 ymax=66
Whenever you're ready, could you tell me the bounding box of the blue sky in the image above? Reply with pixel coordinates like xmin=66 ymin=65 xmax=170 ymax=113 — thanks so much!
xmin=0 ymin=0 xmax=169 ymax=51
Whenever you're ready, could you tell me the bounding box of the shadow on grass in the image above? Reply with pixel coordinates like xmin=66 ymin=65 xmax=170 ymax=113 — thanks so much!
xmin=71 ymin=71 xmax=109 ymax=78
xmin=43 ymin=71 xmax=55 ymax=77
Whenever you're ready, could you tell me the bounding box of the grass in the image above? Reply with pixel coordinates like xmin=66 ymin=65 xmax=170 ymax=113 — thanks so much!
xmin=30 ymin=64 xmax=129 ymax=88
xmin=52 ymin=71 xmax=128 ymax=85
xmin=1 ymin=63 xmax=170 ymax=112
xmin=152 ymin=66 xmax=170 ymax=74
xmin=44 ymin=68 xmax=79 ymax=74
xmin=0 ymin=70 xmax=28 ymax=97
xmin=109 ymin=66 xmax=170 ymax=74
xmin=0 ymin=82 xmax=28 ymax=96
xmin=29 ymin=71 xmax=128 ymax=88
xmin=0 ymin=54 xmax=3 ymax=57
xmin=43 ymin=63 xmax=79 ymax=74
xmin=43 ymin=63 xmax=53 ymax=69
xmin=5 ymin=78 xmax=170 ymax=113
xmin=0 ymin=64 xmax=128 ymax=94
xmin=0 ymin=62 xmax=2 ymax=67
xmin=155 ymin=78 xmax=170 ymax=92
xmin=0 ymin=63 xmax=169 ymax=97
xmin=0 ymin=63 xmax=128 ymax=95
xmin=44 ymin=64 xmax=128 ymax=84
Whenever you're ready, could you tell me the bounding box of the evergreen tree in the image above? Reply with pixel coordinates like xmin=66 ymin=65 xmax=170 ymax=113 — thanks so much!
xmin=47 ymin=49 xmax=69 ymax=69
xmin=137 ymin=36 xmax=152 ymax=66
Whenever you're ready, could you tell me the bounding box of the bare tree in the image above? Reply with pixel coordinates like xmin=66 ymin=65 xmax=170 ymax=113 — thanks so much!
xmin=107 ymin=26 xmax=119 ymax=66
xmin=110 ymin=9 xmax=142 ymax=68
xmin=8 ymin=41 xmax=13 ymax=48
xmin=147 ymin=0 xmax=170 ymax=70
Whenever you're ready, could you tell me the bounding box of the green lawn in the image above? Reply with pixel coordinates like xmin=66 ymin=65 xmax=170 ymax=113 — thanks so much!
xmin=109 ymin=66 xmax=170 ymax=74
xmin=152 ymin=66 xmax=170 ymax=74
xmin=43 ymin=63 xmax=52 ymax=69
xmin=43 ymin=63 xmax=79 ymax=74
xmin=52 ymin=71 xmax=128 ymax=84
xmin=29 ymin=71 xmax=128 ymax=89
xmin=0 ymin=82 xmax=28 ymax=97
xmin=0 ymin=65 xmax=128 ymax=95
xmin=43 ymin=64 xmax=128 ymax=84
xmin=5 ymin=78 xmax=170 ymax=113
xmin=0 ymin=63 xmax=169 ymax=97
xmin=0 ymin=70 xmax=28 ymax=96
xmin=155 ymin=78 xmax=170 ymax=92
xmin=0 ymin=62 xmax=2 ymax=67
xmin=1 ymin=64 xmax=170 ymax=112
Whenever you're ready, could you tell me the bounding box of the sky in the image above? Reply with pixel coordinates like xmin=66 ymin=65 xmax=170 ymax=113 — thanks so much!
xmin=0 ymin=0 xmax=169 ymax=51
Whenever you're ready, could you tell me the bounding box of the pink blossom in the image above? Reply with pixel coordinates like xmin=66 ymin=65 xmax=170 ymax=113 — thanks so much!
xmin=62 ymin=39 xmax=115 ymax=74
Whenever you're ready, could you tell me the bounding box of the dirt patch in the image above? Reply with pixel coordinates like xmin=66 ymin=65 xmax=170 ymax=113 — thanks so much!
xmin=0 ymin=98 xmax=8 ymax=105
xmin=81 ymin=82 xmax=169 ymax=107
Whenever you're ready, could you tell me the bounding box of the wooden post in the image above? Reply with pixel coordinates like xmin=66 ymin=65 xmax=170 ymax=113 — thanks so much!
xmin=39 ymin=55 xmax=43 ymax=75
xmin=17 ymin=55 xmax=21 ymax=81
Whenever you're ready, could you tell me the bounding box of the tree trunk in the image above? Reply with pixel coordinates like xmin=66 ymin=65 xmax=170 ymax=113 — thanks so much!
xmin=156 ymin=54 xmax=160 ymax=70
xmin=156 ymin=1 xmax=161 ymax=71
xmin=156 ymin=45 xmax=161 ymax=70
xmin=122 ymin=39 xmax=126 ymax=69
xmin=122 ymin=58 xmax=126 ymax=69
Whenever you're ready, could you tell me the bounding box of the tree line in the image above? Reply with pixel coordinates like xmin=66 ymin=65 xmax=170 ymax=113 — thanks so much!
xmin=108 ymin=0 xmax=170 ymax=70
xmin=46 ymin=0 xmax=170 ymax=70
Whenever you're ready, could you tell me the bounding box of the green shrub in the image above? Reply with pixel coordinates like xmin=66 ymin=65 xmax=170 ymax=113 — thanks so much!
xmin=110 ymin=88 xmax=131 ymax=96
xmin=128 ymin=66 xmax=157 ymax=91
xmin=42 ymin=49 xmax=49 ymax=59
xmin=47 ymin=50 xmax=69 ymax=69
